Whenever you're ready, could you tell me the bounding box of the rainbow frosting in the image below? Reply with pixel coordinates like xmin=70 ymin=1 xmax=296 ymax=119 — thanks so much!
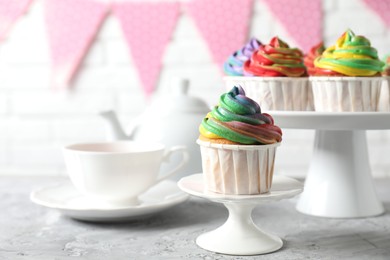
xmin=314 ymin=29 xmax=385 ymax=76
xmin=382 ymin=54 xmax=390 ymax=76
xmin=304 ymin=42 xmax=327 ymax=76
xmin=243 ymin=37 xmax=306 ymax=77
xmin=223 ymin=38 xmax=261 ymax=76
xmin=199 ymin=86 xmax=282 ymax=145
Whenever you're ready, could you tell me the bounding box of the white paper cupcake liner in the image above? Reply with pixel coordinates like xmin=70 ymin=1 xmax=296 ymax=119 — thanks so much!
xmin=224 ymin=76 xmax=312 ymax=111
xmin=378 ymin=76 xmax=390 ymax=111
xmin=197 ymin=139 xmax=280 ymax=195
xmin=310 ymin=77 xmax=384 ymax=112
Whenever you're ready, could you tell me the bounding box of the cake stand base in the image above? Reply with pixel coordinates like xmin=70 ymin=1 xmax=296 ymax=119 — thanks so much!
xmin=178 ymin=174 xmax=303 ymax=255
xmin=196 ymin=202 xmax=282 ymax=255
xmin=296 ymin=130 xmax=385 ymax=218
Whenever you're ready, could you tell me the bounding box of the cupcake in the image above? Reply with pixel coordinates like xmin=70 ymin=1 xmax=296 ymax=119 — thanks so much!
xmin=311 ymin=29 xmax=385 ymax=112
xmin=304 ymin=42 xmax=326 ymax=76
xmin=198 ymin=86 xmax=282 ymax=195
xmin=379 ymin=55 xmax=390 ymax=111
xmin=224 ymin=37 xmax=312 ymax=111
xmin=223 ymin=38 xmax=261 ymax=76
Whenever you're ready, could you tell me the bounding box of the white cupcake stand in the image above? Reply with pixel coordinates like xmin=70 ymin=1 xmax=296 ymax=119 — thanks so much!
xmin=272 ymin=111 xmax=390 ymax=218
xmin=178 ymin=174 xmax=303 ymax=255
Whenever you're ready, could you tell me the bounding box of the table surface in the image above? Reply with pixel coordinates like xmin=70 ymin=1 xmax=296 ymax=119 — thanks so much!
xmin=1 ymin=176 xmax=390 ymax=260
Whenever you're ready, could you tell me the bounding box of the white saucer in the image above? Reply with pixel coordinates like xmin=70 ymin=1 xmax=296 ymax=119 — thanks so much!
xmin=30 ymin=180 xmax=189 ymax=222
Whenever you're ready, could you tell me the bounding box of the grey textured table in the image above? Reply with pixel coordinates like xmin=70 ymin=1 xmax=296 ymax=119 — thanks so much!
xmin=1 ymin=176 xmax=390 ymax=259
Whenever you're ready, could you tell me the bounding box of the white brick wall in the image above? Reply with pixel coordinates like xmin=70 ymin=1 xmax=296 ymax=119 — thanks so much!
xmin=0 ymin=0 xmax=390 ymax=178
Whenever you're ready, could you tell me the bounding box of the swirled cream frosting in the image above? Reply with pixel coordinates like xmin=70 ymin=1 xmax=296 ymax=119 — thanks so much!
xmin=243 ymin=37 xmax=306 ymax=77
xmin=314 ymin=29 xmax=385 ymax=76
xmin=199 ymin=86 xmax=282 ymax=145
xmin=223 ymin=38 xmax=261 ymax=76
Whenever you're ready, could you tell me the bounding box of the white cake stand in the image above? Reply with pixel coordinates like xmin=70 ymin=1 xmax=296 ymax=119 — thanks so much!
xmin=272 ymin=111 xmax=390 ymax=218
xmin=178 ymin=174 xmax=303 ymax=255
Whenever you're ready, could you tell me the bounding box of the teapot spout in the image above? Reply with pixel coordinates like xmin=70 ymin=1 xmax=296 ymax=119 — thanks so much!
xmin=99 ymin=110 xmax=131 ymax=141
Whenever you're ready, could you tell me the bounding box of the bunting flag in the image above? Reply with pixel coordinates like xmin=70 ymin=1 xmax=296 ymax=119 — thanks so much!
xmin=112 ymin=2 xmax=180 ymax=97
xmin=363 ymin=0 xmax=390 ymax=28
xmin=0 ymin=0 xmax=33 ymax=41
xmin=185 ymin=0 xmax=253 ymax=66
xmin=262 ymin=0 xmax=322 ymax=52
xmin=44 ymin=0 xmax=108 ymax=89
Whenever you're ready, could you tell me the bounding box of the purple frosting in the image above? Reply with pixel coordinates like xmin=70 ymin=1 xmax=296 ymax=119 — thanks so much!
xmin=223 ymin=38 xmax=261 ymax=76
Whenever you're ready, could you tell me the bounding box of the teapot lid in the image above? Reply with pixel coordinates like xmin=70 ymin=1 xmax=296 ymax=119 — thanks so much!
xmin=148 ymin=77 xmax=210 ymax=114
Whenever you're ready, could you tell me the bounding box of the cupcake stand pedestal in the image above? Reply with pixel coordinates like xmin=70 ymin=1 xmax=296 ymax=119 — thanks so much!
xmin=272 ymin=111 xmax=390 ymax=218
xmin=178 ymin=174 xmax=303 ymax=255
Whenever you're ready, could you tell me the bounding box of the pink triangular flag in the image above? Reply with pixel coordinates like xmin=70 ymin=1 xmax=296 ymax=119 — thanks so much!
xmin=263 ymin=0 xmax=322 ymax=52
xmin=185 ymin=0 xmax=253 ymax=66
xmin=363 ymin=0 xmax=390 ymax=28
xmin=0 ymin=0 xmax=33 ymax=41
xmin=112 ymin=2 xmax=180 ymax=97
xmin=44 ymin=0 xmax=108 ymax=89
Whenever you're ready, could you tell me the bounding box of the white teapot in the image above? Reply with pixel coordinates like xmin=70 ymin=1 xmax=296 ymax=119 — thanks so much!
xmin=100 ymin=78 xmax=210 ymax=180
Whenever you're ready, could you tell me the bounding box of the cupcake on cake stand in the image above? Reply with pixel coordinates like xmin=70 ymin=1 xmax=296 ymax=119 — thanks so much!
xmin=270 ymin=30 xmax=389 ymax=218
xmin=225 ymin=30 xmax=389 ymax=219
xmin=187 ymin=86 xmax=301 ymax=255
xmin=178 ymin=174 xmax=303 ymax=255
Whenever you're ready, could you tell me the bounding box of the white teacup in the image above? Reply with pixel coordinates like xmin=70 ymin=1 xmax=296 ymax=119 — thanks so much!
xmin=63 ymin=141 xmax=189 ymax=206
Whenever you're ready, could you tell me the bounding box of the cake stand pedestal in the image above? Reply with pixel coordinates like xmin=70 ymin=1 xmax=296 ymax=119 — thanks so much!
xmin=272 ymin=112 xmax=390 ymax=218
xmin=178 ymin=174 xmax=303 ymax=255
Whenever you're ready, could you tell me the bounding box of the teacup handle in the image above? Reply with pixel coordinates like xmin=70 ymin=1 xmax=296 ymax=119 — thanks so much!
xmin=156 ymin=146 xmax=189 ymax=183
